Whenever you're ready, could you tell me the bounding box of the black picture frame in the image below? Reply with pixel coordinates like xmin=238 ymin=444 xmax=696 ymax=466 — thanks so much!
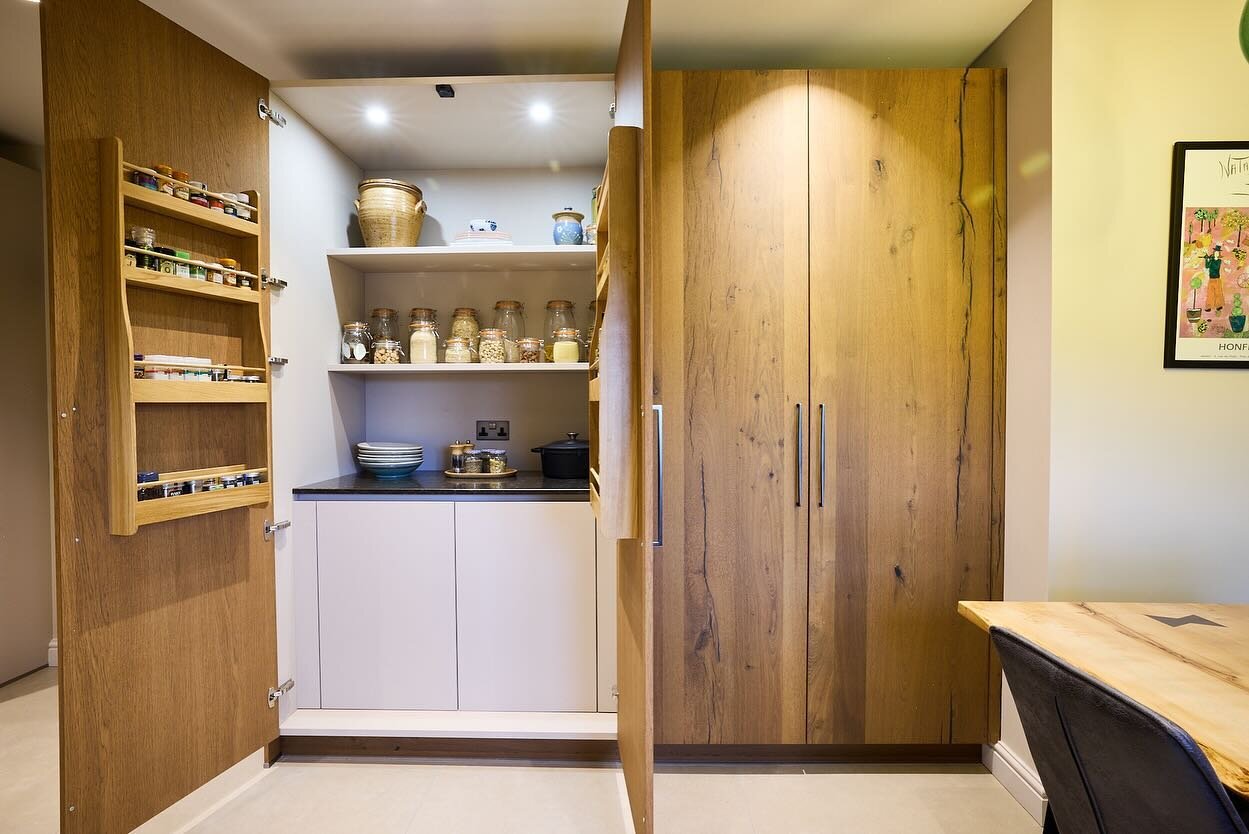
xmin=1164 ymin=141 xmax=1249 ymax=369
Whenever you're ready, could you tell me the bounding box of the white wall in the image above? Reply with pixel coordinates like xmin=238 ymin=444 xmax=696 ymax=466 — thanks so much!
xmin=365 ymin=167 xmax=601 ymax=247
xmin=268 ymin=92 xmax=365 ymax=720
xmin=1050 ymin=0 xmax=1249 ymax=604
xmin=0 ymin=155 xmax=53 ymax=683
xmin=973 ymin=0 xmax=1052 ymax=796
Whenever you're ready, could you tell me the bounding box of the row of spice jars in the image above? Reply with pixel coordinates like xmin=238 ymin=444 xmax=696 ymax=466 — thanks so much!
xmin=126 ymin=226 xmax=254 ymax=289
xmin=136 ymin=468 xmax=264 ymax=501
xmin=131 ymin=164 xmax=254 ymax=221
xmin=342 ymin=303 xmax=595 ymax=365
xmin=451 ymin=449 xmax=509 ymax=474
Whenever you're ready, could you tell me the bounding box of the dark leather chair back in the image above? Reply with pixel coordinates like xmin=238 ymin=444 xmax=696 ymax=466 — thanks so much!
xmin=991 ymin=626 xmax=1249 ymax=834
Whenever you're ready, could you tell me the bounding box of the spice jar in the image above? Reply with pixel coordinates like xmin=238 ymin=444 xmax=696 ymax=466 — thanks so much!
xmin=173 ymin=250 xmax=191 ymax=278
xmin=129 ymin=226 xmax=156 ymax=249
xmin=370 ymin=307 xmax=399 ymax=344
xmin=206 ymin=262 xmax=227 ymax=285
xmin=493 ymin=300 xmax=526 ymax=363
xmin=341 ymin=322 xmax=371 ymax=363
xmin=235 ymin=192 xmax=252 ymax=221
xmin=408 ymin=322 xmax=438 ymax=364
xmin=462 ymin=451 xmax=485 ymax=474
xmin=220 ymin=193 xmax=238 ymax=217
xmin=478 ymin=328 xmax=508 ymax=364
xmin=450 ymin=307 xmax=480 ymax=347
xmin=172 ymin=170 xmax=191 ymax=200
xmin=372 ymin=338 xmax=402 ymax=364
xmin=154 ymin=164 xmax=175 ymax=195
xmin=189 ymin=259 xmax=209 ymax=281
xmin=154 ymin=246 xmax=177 ymax=275
xmin=188 ymin=182 xmax=210 ymax=208
xmin=444 ymin=337 xmax=474 ymax=364
xmin=132 ymin=167 xmax=159 ymax=190
xmin=208 ymin=197 xmax=225 ymax=213
xmin=518 ymin=337 xmax=543 ymax=363
xmin=552 ymin=328 xmax=581 ymax=363
xmin=219 ymin=258 xmax=239 ymax=286
xmin=544 ymin=300 xmax=576 ymax=362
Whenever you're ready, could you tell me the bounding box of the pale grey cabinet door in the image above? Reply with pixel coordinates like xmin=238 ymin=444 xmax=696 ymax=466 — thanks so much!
xmin=317 ymin=501 xmax=458 ymax=709
xmin=455 ymin=502 xmax=598 ymax=711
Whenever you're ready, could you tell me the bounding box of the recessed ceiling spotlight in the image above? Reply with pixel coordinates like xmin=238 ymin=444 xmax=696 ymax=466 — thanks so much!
xmin=529 ymin=102 xmax=553 ymax=124
xmin=365 ymin=105 xmax=389 ymax=127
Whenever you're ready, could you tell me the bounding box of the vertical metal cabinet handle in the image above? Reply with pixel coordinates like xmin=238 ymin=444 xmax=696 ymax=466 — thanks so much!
xmin=653 ymin=403 xmax=664 ymax=547
xmin=796 ymin=403 xmax=804 ymax=507
xmin=819 ymin=403 xmax=827 ymax=508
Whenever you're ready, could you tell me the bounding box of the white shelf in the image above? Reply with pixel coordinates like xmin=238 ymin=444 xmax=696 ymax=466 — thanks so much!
xmin=326 ymin=245 xmax=597 ymax=273
xmin=329 ymin=363 xmax=589 ymax=375
xmin=281 ymin=708 xmax=617 ymax=740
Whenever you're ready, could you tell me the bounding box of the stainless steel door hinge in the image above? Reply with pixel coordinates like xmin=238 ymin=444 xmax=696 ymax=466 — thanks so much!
xmin=261 ymin=269 xmax=288 ymax=290
xmin=268 ymin=679 xmax=294 ymax=708
xmin=267 ymin=356 xmax=289 ymax=366
xmin=611 ymin=685 xmax=619 ymax=700
xmin=264 ymin=519 xmax=291 ymax=541
xmin=257 ymin=98 xmax=287 ymax=127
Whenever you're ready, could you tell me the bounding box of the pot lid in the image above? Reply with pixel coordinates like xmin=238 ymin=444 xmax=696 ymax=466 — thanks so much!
xmin=535 ymin=432 xmax=589 ymax=451
xmin=552 ymin=207 xmax=585 ymax=222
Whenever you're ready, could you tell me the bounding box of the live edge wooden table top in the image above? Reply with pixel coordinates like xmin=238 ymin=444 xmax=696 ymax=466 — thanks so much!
xmin=959 ymin=601 xmax=1249 ymax=799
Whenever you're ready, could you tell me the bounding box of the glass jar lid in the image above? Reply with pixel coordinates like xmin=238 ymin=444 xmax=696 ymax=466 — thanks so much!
xmin=371 ymin=307 xmax=396 ymax=317
xmin=373 ymin=338 xmax=402 ymax=348
xmin=494 ymin=299 xmax=524 ymax=311
xmin=409 ymin=307 xmax=437 ymax=320
xmin=445 ymin=337 xmax=470 ymax=347
xmin=517 ymin=337 xmax=543 ymax=347
xmin=344 ymin=321 xmax=370 ymax=330
xmin=554 ymin=327 xmax=579 ymax=339
xmin=408 ymin=321 xmax=436 ymax=331
xmin=452 ymin=307 xmax=479 ymax=317
xmin=546 ymin=299 xmax=574 ymax=310
xmin=478 ymin=328 xmax=505 ymax=338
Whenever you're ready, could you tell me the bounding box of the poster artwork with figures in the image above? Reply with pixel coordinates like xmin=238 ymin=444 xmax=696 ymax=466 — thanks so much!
xmin=1166 ymin=142 xmax=1249 ymax=367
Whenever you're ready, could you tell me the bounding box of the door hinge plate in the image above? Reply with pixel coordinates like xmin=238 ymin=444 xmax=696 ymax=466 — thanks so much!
xmin=258 ymin=98 xmax=287 ymax=128
xmin=268 ymin=679 xmax=294 ymax=708
xmin=264 ymin=519 xmax=291 ymax=541
xmin=261 ymin=269 xmax=288 ymax=290
xmin=267 ymin=356 xmax=289 ymax=366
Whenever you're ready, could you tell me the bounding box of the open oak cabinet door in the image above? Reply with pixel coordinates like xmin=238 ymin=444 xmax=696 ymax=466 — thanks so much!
xmin=604 ymin=0 xmax=655 ymax=831
xmin=42 ymin=1 xmax=278 ymax=831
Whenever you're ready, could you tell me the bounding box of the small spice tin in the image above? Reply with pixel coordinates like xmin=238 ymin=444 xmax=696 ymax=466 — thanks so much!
xmin=188 ymin=182 xmax=210 ymax=208
xmin=124 ymin=239 xmax=138 ymax=268
xmin=131 ymin=168 xmax=159 ymax=190
xmin=172 ymin=170 xmax=191 ymax=200
xmin=220 ymin=193 xmax=238 ymax=217
xmin=173 ymin=250 xmax=191 ymax=278
xmin=154 ymin=164 xmax=175 ymax=195
xmin=154 ymin=246 xmax=177 ymax=274
xmin=208 ymin=197 xmax=225 ymax=213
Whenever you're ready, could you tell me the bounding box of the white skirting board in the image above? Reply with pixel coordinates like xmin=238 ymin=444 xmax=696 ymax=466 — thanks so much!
xmin=47 ymin=638 xmax=57 ymax=667
xmin=131 ymin=749 xmax=268 ymax=834
xmin=281 ymin=708 xmax=617 ymax=740
xmin=983 ymin=742 xmax=1047 ymax=823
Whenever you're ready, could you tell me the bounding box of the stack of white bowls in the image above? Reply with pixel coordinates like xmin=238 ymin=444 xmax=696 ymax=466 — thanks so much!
xmin=355 ymin=442 xmax=424 ymax=479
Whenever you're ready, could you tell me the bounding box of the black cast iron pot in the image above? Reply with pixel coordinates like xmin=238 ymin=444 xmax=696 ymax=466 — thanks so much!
xmin=532 ymin=432 xmax=590 ymax=479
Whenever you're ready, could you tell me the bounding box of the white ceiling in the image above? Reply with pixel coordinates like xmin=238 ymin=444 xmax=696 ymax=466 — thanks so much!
xmin=274 ymin=77 xmax=616 ymax=170
xmin=0 ymin=0 xmax=1033 ymax=149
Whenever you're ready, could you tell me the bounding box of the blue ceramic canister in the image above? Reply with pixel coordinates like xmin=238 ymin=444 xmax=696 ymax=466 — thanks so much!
xmin=552 ymin=208 xmax=585 ymax=245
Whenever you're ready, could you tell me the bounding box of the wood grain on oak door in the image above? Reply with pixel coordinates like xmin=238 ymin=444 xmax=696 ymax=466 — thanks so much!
xmin=806 ymin=69 xmax=1004 ymax=745
xmin=653 ymin=70 xmax=811 ymax=745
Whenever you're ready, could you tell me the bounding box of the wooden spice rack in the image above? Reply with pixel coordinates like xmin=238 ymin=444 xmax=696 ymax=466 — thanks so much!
xmin=587 ymin=126 xmax=641 ymax=539
xmin=102 ymin=137 xmax=272 ymax=535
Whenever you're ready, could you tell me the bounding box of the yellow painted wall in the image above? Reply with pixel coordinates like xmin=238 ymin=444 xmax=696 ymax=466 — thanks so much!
xmin=1050 ymin=0 xmax=1249 ymax=602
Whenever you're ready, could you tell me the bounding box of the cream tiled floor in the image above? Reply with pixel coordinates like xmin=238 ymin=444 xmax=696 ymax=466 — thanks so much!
xmin=0 ymin=669 xmax=1040 ymax=834
xmin=0 ymin=667 xmax=59 ymax=834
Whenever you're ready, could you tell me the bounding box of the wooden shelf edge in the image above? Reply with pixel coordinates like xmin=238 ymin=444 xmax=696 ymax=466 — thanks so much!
xmin=132 ymin=379 xmax=269 ymax=403
xmin=327 ymin=363 xmax=590 ymax=375
xmin=134 ymin=482 xmax=271 ymax=528
xmin=122 ymin=180 xmax=261 ymax=238
xmin=124 ymin=266 xmax=262 ymax=305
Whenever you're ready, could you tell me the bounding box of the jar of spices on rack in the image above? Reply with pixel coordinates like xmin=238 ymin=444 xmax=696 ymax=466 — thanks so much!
xmin=220 ymin=193 xmax=239 ymax=217
xmin=493 ymin=300 xmax=526 ymax=363
xmin=518 ymin=337 xmax=543 ymax=363
xmin=188 ymin=182 xmax=210 ymax=208
xmin=219 ymin=258 xmax=239 ymax=287
xmin=552 ymin=328 xmax=581 ymax=363
xmin=450 ymin=307 xmax=480 ymax=348
xmin=172 ymin=170 xmax=191 ymax=200
xmin=173 ymin=251 xmax=191 ymax=278
xmin=341 ymin=322 xmax=371 ymax=364
xmin=235 ymin=193 xmax=252 ymax=221
xmin=544 ymin=300 xmax=576 ymax=362
xmin=478 ymin=328 xmax=508 ymax=364
xmin=154 ymin=246 xmax=177 ymax=275
xmin=154 ymin=164 xmax=175 ymax=196
xmin=408 ymin=322 xmax=438 ymax=364
xmin=444 ymin=337 xmax=475 ymax=364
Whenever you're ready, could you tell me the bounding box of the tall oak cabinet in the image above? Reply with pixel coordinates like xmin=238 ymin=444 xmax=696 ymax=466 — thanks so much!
xmin=652 ymin=69 xmax=1005 ymax=747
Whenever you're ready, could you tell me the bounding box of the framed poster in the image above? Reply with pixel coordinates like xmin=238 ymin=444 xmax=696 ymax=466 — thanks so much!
xmin=1165 ymin=142 xmax=1249 ymax=368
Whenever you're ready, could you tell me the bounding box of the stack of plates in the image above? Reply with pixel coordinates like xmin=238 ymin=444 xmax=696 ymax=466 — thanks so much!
xmin=355 ymin=442 xmax=424 ymax=479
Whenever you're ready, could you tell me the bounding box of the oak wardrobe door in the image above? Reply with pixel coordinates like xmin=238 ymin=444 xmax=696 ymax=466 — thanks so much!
xmin=805 ymin=70 xmax=1005 ymax=745
xmin=653 ymin=70 xmax=811 ymax=746
xmin=43 ymin=0 xmax=278 ymax=830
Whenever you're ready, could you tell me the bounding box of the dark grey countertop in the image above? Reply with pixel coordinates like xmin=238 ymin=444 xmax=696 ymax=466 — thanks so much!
xmin=293 ymin=470 xmax=590 ymax=497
